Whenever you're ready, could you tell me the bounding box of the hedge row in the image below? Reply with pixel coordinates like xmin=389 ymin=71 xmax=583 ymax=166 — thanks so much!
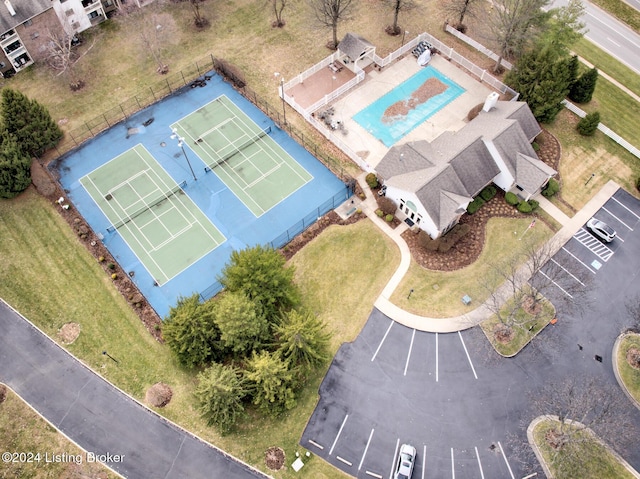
xmin=417 ymin=223 xmax=471 ymax=253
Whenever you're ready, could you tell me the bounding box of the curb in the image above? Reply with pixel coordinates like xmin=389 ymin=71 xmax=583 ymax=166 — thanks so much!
xmin=612 ymin=332 xmax=640 ymax=412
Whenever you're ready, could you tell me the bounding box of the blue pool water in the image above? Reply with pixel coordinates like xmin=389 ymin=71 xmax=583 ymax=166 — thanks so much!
xmin=353 ymin=66 xmax=465 ymax=147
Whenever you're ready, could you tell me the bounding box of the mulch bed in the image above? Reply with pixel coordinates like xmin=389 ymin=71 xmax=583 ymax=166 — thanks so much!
xmin=264 ymin=446 xmax=285 ymax=471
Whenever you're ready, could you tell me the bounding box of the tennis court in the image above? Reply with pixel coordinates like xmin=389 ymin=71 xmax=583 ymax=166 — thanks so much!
xmin=171 ymin=95 xmax=313 ymax=216
xmin=80 ymin=144 xmax=226 ymax=285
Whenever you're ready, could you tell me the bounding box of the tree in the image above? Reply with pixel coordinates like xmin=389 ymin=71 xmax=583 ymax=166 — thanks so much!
xmin=383 ymin=0 xmax=417 ymax=35
xmin=45 ymin=25 xmax=95 ymax=91
xmin=488 ymin=0 xmax=551 ymax=72
xmin=270 ymin=0 xmax=288 ymax=28
xmin=188 ymin=0 xmax=209 ymax=28
xmin=441 ymin=0 xmax=480 ymax=31
xmin=163 ymin=294 xmax=223 ymax=368
xmin=0 ymin=89 xmax=63 ymax=157
xmin=219 ymin=245 xmax=299 ymax=321
xmin=213 ymin=291 xmax=269 ymax=355
xmin=308 ymin=0 xmax=355 ymax=50
xmin=576 ymin=111 xmax=600 ymax=136
xmin=0 ymin=132 xmax=31 ymax=199
xmin=538 ymin=0 xmax=585 ymax=55
xmin=569 ymin=67 xmax=598 ymax=103
xmin=275 ymin=309 xmax=331 ymax=372
xmin=245 ymin=350 xmax=297 ymax=416
xmin=505 ymin=47 xmax=575 ymax=122
xmin=195 ymin=363 xmax=246 ymax=434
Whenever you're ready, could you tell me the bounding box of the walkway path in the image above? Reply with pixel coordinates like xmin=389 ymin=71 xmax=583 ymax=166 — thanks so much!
xmin=356 ymin=173 xmax=620 ymax=333
xmin=0 ymin=300 xmax=269 ymax=479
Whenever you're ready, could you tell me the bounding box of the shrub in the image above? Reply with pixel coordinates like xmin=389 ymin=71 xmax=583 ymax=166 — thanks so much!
xmin=467 ymin=103 xmax=483 ymax=121
xmin=377 ymin=195 xmax=397 ymax=215
xmin=505 ymin=192 xmax=520 ymax=206
xmin=385 ymin=214 xmax=394 ymax=222
xmin=418 ymin=230 xmax=440 ymax=251
xmin=541 ymin=178 xmax=559 ymax=198
xmin=375 ymin=209 xmax=384 ymax=217
xmin=480 ymin=185 xmax=497 ymax=201
xmin=213 ymin=58 xmax=246 ymax=88
xmin=517 ymin=201 xmax=533 ymax=213
xmin=365 ymin=172 xmax=378 ymax=189
xmin=107 ymin=263 xmax=115 ymax=270
xmin=438 ymin=223 xmax=470 ymax=252
xmin=111 ymin=273 xmax=117 ymax=280
xmin=528 ymin=199 xmax=539 ymax=211
xmin=466 ymin=197 xmax=485 ymax=215
xmin=577 ymin=111 xmax=600 ymax=136
xmin=532 ymin=142 xmax=540 ymax=152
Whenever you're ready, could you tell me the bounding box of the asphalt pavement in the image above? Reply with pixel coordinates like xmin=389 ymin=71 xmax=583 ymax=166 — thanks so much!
xmin=0 ymin=300 xmax=269 ymax=479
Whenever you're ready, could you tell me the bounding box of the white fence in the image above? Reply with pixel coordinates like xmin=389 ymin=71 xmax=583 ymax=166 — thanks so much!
xmin=444 ymin=24 xmax=513 ymax=70
xmin=562 ymin=100 xmax=640 ymax=159
xmin=308 ymin=116 xmax=374 ymax=172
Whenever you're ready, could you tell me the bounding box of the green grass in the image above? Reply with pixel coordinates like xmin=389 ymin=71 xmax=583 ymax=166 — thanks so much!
xmin=532 ymin=418 xmax=637 ymax=479
xmin=390 ymin=217 xmax=553 ymax=317
xmin=0 ymin=385 xmax=118 ymax=478
xmin=587 ymin=0 xmax=640 ymax=34
xmin=0 ymin=191 xmax=398 ymax=479
xmin=616 ymin=334 xmax=640 ymax=405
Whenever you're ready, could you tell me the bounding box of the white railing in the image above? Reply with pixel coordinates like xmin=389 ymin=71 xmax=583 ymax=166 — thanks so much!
xmin=305 ymin=69 xmax=365 ymax=115
xmin=444 ymin=24 xmax=513 ymax=70
xmin=372 ymin=35 xmax=423 ymax=67
xmin=309 ymin=116 xmax=374 ymax=172
xmin=283 ymin=51 xmax=340 ymax=91
xmin=562 ymin=100 xmax=640 ymax=159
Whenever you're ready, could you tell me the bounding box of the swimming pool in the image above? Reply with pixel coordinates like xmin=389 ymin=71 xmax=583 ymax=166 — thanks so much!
xmin=353 ymin=66 xmax=465 ymax=147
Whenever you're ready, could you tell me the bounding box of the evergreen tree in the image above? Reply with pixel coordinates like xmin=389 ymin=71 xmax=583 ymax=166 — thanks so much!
xmin=566 ymin=55 xmax=580 ymax=89
xmin=275 ymin=309 xmax=331 ymax=372
xmin=219 ymin=245 xmax=299 ymax=321
xmin=163 ymin=294 xmax=223 ymax=368
xmin=577 ymin=111 xmax=600 ymax=136
xmin=0 ymin=132 xmax=31 ymax=199
xmin=245 ymin=350 xmax=297 ymax=416
xmin=0 ymin=88 xmax=63 ymax=156
xmin=213 ymin=291 xmax=269 ymax=355
xmin=569 ymin=67 xmax=598 ymax=103
xmin=195 ymin=363 xmax=246 ymax=434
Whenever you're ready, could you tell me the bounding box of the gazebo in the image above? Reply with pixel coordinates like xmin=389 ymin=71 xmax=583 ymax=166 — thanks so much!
xmin=337 ymin=33 xmax=376 ymax=72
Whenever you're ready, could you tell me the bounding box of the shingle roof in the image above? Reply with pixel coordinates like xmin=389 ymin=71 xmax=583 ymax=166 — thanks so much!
xmin=0 ymin=0 xmax=51 ymax=35
xmin=514 ymin=153 xmax=557 ymax=195
xmin=338 ymin=33 xmax=375 ymax=61
xmin=482 ymin=101 xmax=542 ymax=142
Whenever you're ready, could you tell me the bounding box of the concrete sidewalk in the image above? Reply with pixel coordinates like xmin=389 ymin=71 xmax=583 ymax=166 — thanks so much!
xmin=357 ymin=173 xmax=620 ymax=333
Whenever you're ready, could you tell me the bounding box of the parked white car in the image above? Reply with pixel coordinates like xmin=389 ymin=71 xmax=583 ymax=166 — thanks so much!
xmin=394 ymin=444 xmax=416 ymax=479
xmin=587 ymin=218 xmax=616 ymax=243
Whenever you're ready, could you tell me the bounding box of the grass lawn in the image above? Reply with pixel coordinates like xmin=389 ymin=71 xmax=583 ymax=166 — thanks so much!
xmin=0 ymin=190 xmax=398 ymax=479
xmin=0 ymin=386 xmax=118 ymax=478
xmin=616 ymin=333 xmax=640 ymax=406
xmin=390 ymin=217 xmax=553 ymax=317
xmin=532 ymin=418 xmax=637 ymax=479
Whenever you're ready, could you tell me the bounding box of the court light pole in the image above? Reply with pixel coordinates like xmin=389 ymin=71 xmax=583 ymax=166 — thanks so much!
xmin=275 ymin=72 xmax=286 ymax=126
xmin=401 ymin=30 xmax=409 ymax=47
xmin=171 ymin=128 xmax=197 ymax=181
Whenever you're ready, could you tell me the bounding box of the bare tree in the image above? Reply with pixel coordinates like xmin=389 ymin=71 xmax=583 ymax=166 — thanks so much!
xmin=189 ymin=0 xmax=209 ymax=28
xmin=440 ymin=0 xmax=480 ymax=32
xmin=269 ymin=0 xmax=288 ymax=28
xmin=382 ymin=0 xmax=417 ymax=36
xmin=46 ymin=28 xmax=95 ymax=91
xmin=487 ymin=0 xmax=551 ymax=72
xmin=308 ymin=0 xmax=355 ymax=50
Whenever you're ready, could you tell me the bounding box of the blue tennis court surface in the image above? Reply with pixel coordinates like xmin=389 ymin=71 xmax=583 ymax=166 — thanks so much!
xmin=353 ymin=66 xmax=465 ymax=147
xmin=54 ymin=72 xmax=349 ymax=318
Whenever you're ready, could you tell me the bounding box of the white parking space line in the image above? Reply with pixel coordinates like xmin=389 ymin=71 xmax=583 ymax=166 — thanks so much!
xmin=389 ymin=438 xmax=400 ymax=479
xmin=329 ymin=414 xmax=349 ymax=455
xmin=371 ymin=320 xmax=394 ymax=362
xmin=562 ymin=247 xmax=596 ymax=274
xmin=451 ymin=448 xmax=455 ymax=479
xmin=475 ymin=446 xmax=485 ymax=479
xmin=336 ymin=456 xmax=352 ymax=466
xmin=498 ymin=441 xmax=515 ymax=479
xmin=365 ymin=471 xmax=383 ymax=478
xmin=540 ymin=270 xmax=573 ymax=298
xmin=612 ymin=196 xmax=640 ymax=219
xmin=435 ymin=333 xmax=439 ymax=382
xmin=358 ymin=428 xmax=375 ymax=470
xmin=573 ymin=229 xmax=613 ymax=262
xmin=422 ymin=445 xmax=427 ymax=479
xmin=602 ymin=207 xmax=633 ymax=231
xmin=308 ymin=439 xmax=324 ymax=450
xmin=404 ymin=329 xmax=416 ymax=376
xmin=550 ymin=258 xmax=585 ymax=286
xmin=458 ymin=331 xmax=478 ymax=379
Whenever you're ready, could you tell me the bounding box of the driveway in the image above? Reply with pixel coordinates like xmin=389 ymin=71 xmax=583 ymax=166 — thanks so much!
xmin=302 ymin=188 xmax=640 ymax=478
xmin=0 ymin=300 xmax=269 ymax=479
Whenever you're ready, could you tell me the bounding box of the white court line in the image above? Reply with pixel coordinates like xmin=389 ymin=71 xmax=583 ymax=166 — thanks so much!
xmin=329 ymin=414 xmax=349 ymax=455
xmin=550 ymin=258 xmax=585 ymax=286
xmin=612 ymin=196 xmax=640 ymax=219
xmin=404 ymin=329 xmax=416 ymax=376
xmin=602 ymin=206 xmax=633 ymax=231
xmin=358 ymin=429 xmax=375 ymax=470
xmin=540 ymin=271 xmax=573 ymax=298
xmin=498 ymin=441 xmax=515 ymax=479
xmin=561 ymin=247 xmax=596 ymax=274
xmin=435 ymin=333 xmax=439 ymax=382
xmin=451 ymin=448 xmax=455 ymax=479
xmin=458 ymin=331 xmax=478 ymax=379
xmin=422 ymin=445 xmax=426 ymax=479
xmin=371 ymin=320 xmax=394 ymax=362
xmin=475 ymin=446 xmax=485 ymax=479
xmin=389 ymin=438 xmax=400 ymax=479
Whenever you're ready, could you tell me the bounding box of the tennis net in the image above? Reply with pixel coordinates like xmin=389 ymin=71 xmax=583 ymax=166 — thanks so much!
xmin=210 ymin=126 xmax=271 ymax=168
xmin=106 ymin=181 xmax=187 ymax=232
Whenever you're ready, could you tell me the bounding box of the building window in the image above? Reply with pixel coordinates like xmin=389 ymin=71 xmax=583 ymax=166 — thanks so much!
xmin=88 ymin=10 xmax=100 ymax=19
xmin=72 ymin=21 xmax=80 ymax=30
xmin=31 ymin=32 xmax=39 ymax=39
xmin=23 ymin=20 xmax=33 ymax=27
xmin=66 ymin=8 xmax=75 ymax=16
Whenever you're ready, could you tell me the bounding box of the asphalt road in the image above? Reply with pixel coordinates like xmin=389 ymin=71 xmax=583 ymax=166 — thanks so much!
xmin=0 ymin=301 xmax=268 ymax=479
xmin=550 ymin=0 xmax=640 ymax=74
xmin=302 ymin=188 xmax=640 ymax=478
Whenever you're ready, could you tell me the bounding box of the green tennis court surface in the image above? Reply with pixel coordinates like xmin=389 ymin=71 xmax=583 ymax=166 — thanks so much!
xmin=80 ymin=144 xmax=226 ymax=285
xmin=171 ymin=95 xmax=313 ymax=217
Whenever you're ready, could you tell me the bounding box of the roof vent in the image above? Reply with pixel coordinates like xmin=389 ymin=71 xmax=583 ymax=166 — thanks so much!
xmin=5 ymin=0 xmax=16 ymax=16
xmin=482 ymin=92 xmax=500 ymax=112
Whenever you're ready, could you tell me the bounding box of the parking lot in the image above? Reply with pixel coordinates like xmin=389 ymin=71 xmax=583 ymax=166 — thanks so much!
xmin=302 ymin=188 xmax=640 ymax=479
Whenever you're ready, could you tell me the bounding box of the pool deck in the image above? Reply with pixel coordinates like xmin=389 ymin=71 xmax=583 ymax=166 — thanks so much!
xmin=324 ymin=54 xmax=493 ymax=169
